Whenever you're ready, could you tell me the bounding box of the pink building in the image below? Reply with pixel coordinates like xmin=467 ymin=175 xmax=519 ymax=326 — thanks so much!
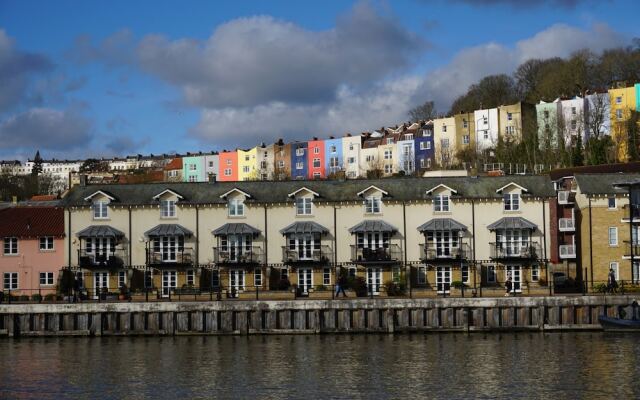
xmin=307 ymin=138 xmax=326 ymax=179
xmin=0 ymin=206 xmax=65 ymax=296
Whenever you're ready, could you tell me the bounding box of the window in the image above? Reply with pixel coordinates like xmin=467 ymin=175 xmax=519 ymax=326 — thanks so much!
xmin=226 ymin=159 xmax=232 ymax=166
xmin=384 ymin=149 xmax=392 ymax=159
xmin=442 ymin=125 xmax=447 ymax=133
xmin=330 ymin=145 xmax=337 ymax=153
xmin=417 ymin=267 xmax=426 ymax=285
xmin=404 ymin=134 xmax=414 ymax=140
xmin=254 ymin=268 xmax=262 ymax=287
xmin=260 ymin=161 xmax=267 ymax=169
xmin=118 ymin=271 xmax=127 ymax=288
xmin=211 ymin=270 xmax=220 ymax=288
xmin=570 ymin=120 xmax=577 ymax=130
xmin=208 ymin=161 xmax=214 ymax=168
xmin=296 ymin=197 xmax=313 ymax=215
xmin=144 ymin=271 xmax=153 ymax=288
xmin=169 ymin=170 xmax=178 ymax=178
xmin=329 ymin=157 xmax=339 ymax=168
xmin=242 ymin=166 xmax=250 ymax=173
xmin=349 ymin=144 xmax=354 ymax=151
xmin=609 ymin=227 xmax=618 ymax=246
xmin=323 ymin=268 xmax=331 ymax=285
xmin=244 ymin=155 xmax=250 ymax=162
xmin=348 ymin=157 xmax=355 ymax=164
xmin=347 ymin=171 xmax=356 ymax=178
xmin=461 ymin=265 xmax=469 ymax=283
xmin=296 ymin=162 xmax=303 ymax=170
xmin=463 ymin=120 xmax=468 ymax=128
xmin=39 ymin=272 xmax=54 ymax=286
xmin=420 ymin=158 xmax=426 ymax=168
xmin=3 ymin=272 xmax=18 ymax=290
xmin=296 ymin=148 xmax=304 ymax=156
xmin=503 ymin=193 xmax=520 ymax=211
xmin=161 ymin=200 xmax=176 ymax=218
xmin=280 ymin=268 xmax=289 ymax=279
xmin=189 ymin=164 xmax=197 ymax=171
xmin=543 ymin=110 xmax=549 ymax=118
xmin=39 ymin=236 xmax=54 ymax=251
xmin=384 ymin=165 xmax=393 ymax=174
xmin=571 ymin=107 xmax=576 ymax=115
xmin=93 ymin=201 xmax=108 ymax=219
xmin=278 ymin=161 xmax=285 ymax=169
xmin=4 ymin=237 xmax=18 ymax=255
xmin=420 ymin=142 xmax=427 ymax=150
xmin=463 ymin=135 xmax=470 ymax=144
xmin=433 ymin=195 xmax=450 ymax=212
xmin=610 ymin=262 xmax=619 ymax=280
xmin=314 ymin=147 xmax=320 ymax=154
xmin=531 ymin=265 xmax=539 ymax=282
xmin=608 ymin=196 xmax=616 ymax=209
xmin=616 ymin=96 xmax=622 ymax=104
xmin=365 ymin=196 xmax=381 ymax=214
xmin=616 ymin=109 xmax=623 ymax=120
xmin=228 ymin=199 xmax=245 ymax=216
xmin=224 ymin=168 xmax=232 ymax=176
xmin=507 ymin=112 xmax=513 ymax=121
xmin=186 ymin=270 xmax=195 ymax=286
xmin=313 ymin=172 xmax=321 ymax=178
xmin=486 ymin=265 xmax=496 ymax=283
xmin=386 ymin=138 xmax=393 ymax=145
xmin=441 ymin=139 xmax=449 ymax=148
xmin=348 ymin=267 xmax=357 ymax=278
xmin=188 ymin=175 xmax=197 ymax=182
xmin=506 ymin=126 xmax=515 ymax=135
xmin=313 ymin=158 xmax=321 ymax=168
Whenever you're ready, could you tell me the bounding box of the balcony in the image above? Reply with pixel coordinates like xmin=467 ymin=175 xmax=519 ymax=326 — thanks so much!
xmin=557 ymin=191 xmax=574 ymax=204
xmin=146 ymin=248 xmax=194 ymax=266
xmin=78 ymin=248 xmax=127 ymax=269
xmin=419 ymin=243 xmax=470 ymax=262
xmin=622 ymin=204 xmax=640 ymax=222
xmin=624 ymin=241 xmax=640 ymax=258
xmin=559 ymin=244 xmax=576 ymax=259
xmin=282 ymin=245 xmax=333 ymax=265
xmin=489 ymin=242 xmax=541 ymax=260
xmin=214 ymin=246 xmax=264 ymax=265
xmin=558 ymin=218 xmax=575 ymax=232
xmin=350 ymin=244 xmax=402 ymax=264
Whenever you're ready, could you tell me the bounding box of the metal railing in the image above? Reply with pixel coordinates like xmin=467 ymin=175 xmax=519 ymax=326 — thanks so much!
xmin=419 ymin=243 xmax=470 ymax=261
xmin=489 ymin=242 xmax=541 ymax=259
xmin=623 ymin=241 xmax=640 ymax=258
xmin=350 ymin=244 xmax=402 ymax=263
xmin=213 ymin=246 xmax=264 ymax=264
xmin=282 ymin=245 xmax=333 ymax=264
xmin=559 ymin=244 xmax=576 ymax=258
xmin=78 ymin=248 xmax=127 ymax=268
xmin=558 ymin=218 xmax=575 ymax=231
xmin=146 ymin=247 xmax=194 ymax=265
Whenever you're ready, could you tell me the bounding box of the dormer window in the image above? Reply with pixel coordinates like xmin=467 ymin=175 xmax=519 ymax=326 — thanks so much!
xmin=93 ymin=201 xmax=108 ymax=219
xmin=434 ymin=195 xmax=450 ymax=212
xmin=504 ymin=193 xmax=520 ymax=211
xmin=161 ymin=200 xmax=176 ymax=218
xmin=229 ymin=199 xmax=245 ymax=216
xmin=365 ymin=196 xmax=381 ymax=214
xmin=296 ymin=197 xmax=313 ymax=215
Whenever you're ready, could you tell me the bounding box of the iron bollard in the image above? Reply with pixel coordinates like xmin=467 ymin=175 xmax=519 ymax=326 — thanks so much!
xmin=256 ymin=286 xmax=259 ymax=300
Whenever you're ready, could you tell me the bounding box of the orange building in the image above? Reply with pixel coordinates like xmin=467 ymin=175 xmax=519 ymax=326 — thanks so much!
xmin=218 ymin=151 xmax=239 ymax=182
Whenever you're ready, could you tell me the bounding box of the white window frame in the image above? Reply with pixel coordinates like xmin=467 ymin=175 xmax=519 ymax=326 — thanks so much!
xmin=161 ymin=200 xmax=176 ymax=218
xmin=323 ymin=268 xmax=331 ymax=286
xmin=39 ymin=272 xmax=54 ymax=286
xmin=224 ymin=168 xmax=232 ymax=176
xmin=384 ymin=165 xmax=393 ymax=174
xmin=186 ymin=269 xmax=195 ymax=286
xmin=609 ymin=227 xmax=618 ymax=246
xmin=384 ymin=149 xmax=392 ymax=160
xmin=254 ymin=268 xmax=262 ymax=287
xmin=296 ymin=162 xmax=303 ymax=170
xmin=365 ymin=196 xmax=382 ymax=214
xmin=242 ymin=166 xmax=250 ymax=173
xmin=189 ymin=164 xmax=197 ymax=171
xmin=39 ymin=236 xmax=54 ymax=251
xmin=610 ymin=262 xmax=619 ymax=280
xmin=3 ymin=272 xmax=18 ymax=290
xmin=313 ymin=147 xmax=320 ymax=154
xmin=278 ymin=160 xmax=285 ymax=169
xmin=296 ymin=197 xmax=313 ymax=215
xmin=433 ymin=195 xmax=450 ymax=212
xmin=616 ymin=109 xmax=623 ymax=120
xmin=463 ymin=135 xmax=470 ymax=144
xmin=228 ymin=199 xmax=245 ymax=217
xmin=313 ymin=158 xmax=321 ymax=168
xmin=3 ymin=237 xmax=18 ymax=255
xmin=461 ymin=265 xmax=469 ymax=283
xmin=296 ymin=148 xmax=304 ymax=157
xmin=118 ymin=271 xmax=127 ymax=288
xmin=503 ymin=193 xmax=520 ymax=211
xmin=531 ymin=265 xmax=539 ymax=282
xmin=93 ymin=201 xmax=108 ymax=219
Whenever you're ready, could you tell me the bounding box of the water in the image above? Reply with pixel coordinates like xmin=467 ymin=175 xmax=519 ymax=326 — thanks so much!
xmin=1 ymin=333 xmax=639 ymax=399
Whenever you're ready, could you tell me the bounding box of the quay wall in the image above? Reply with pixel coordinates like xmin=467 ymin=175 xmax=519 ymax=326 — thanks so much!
xmin=0 ymin=296 xmax=634 ymax=337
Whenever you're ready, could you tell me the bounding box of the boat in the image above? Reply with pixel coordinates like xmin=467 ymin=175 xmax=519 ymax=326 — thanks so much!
xmin=598 ymin=315 xmax=640 ymax=331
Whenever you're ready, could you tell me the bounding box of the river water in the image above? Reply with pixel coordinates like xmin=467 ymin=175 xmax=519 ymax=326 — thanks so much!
xmin=1 ymin=333 xmax=639 ymax=399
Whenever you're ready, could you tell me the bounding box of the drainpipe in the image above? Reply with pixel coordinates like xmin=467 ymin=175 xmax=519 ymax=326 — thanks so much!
xmin=128 ymin=206 xmax=132 ymax=267
xmin=333 ymin=204 xmax=338 ymax=279
xmin=195 ymin=204 xmax=199 ymax=267
xmin=471 ymin=199 xmax=476 ymax=292
xmin=67 ymin=208 xmax=72 ymax=268
xmin=542 ymin=198 xmax=548 ymax=293
xmin=402 ymin=201 xmax=409 ymax=291
xmin=264 ymin=204 xmax=269 ymax=287
xmin=630 ymin=200 xmax=634 ymax=284
xmin=588 ymin=197 xmax=593 ymax=288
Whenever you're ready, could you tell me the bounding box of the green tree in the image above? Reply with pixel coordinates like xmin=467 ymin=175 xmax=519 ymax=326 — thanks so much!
xmin=31 ymin=150 xmax=43 ymax=176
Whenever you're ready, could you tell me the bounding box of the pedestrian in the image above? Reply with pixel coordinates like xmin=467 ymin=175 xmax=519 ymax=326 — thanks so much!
xmin=336 ymin=274 xmax=347 ymax=298
xmin=608 ymin=268 xmax=618 ymax=294
xmin=505 ymin=275 xmax=512 ymax=297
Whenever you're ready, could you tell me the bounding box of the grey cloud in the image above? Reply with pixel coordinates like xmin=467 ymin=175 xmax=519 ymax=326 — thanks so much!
xmin=0 ymin=29 xmax=53 ymax=112
xmin=0 ymin=107 xmax=92 ymax=151
xmin=105 ymin=135 xmax=148 ymax=155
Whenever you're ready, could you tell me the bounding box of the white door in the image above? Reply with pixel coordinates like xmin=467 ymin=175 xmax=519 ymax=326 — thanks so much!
xmin=298 ymin=268 xmax=313 ymax=294
xmin=506 ymin=265 xmax=521 ymax=293
xmin=162 ymin=270 xmax=177 ymax=297
xmin=227 ymin=234 xmax=251 ymax=262
xmin=436 ymin=267 xmax=451 ymax=294
xmin=94 ymin=271 xmax=108 ymax=298
xmin=229 ymin=270 xmax=245 ymax=296
xmin=366 ymin=267 xmax=382 ymax=294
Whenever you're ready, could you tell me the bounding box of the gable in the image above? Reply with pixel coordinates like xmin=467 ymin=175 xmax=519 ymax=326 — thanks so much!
xmin=152 ymin=189 xmax=184 ymax=201
xmin=425 ymin=184 xmax=457 ymax=196
xmin=83 ymin=190 xmax=116 ymax=203
xmin=220 ymin=188 xmax=252 ymax=199
xmin=496 ymin=182 xmax=528 ymax=194
xmin=288 ymin=187 xmax=319 ymax=198
xmin=357 ymin=185 xmax=388 ymax=198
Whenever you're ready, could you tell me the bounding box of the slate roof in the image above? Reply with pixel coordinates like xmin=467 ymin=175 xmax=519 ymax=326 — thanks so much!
xmin=144 ymin=224 xmax=193 ymax=237
xmin=0 ymin=206 xmax=64 ymax=238
xmin=575 ymin=173 xmax=640 ymax=195
xmin=487 ymin=217 xmax=537 ymax=230
xmin=349 ymin=220 xmax=398 ymax=233
xmin=417 ymin=218 xmax=467 ymax=232
xmin=213 ymin=223 xmax=261 ymax=236
xmin=61 ymin=176 xmax=555 ymax=206
xmin=76 ymin=225 xmax=125 ymax=238
xmin=280 ymin=221 xmax=330 ymax=235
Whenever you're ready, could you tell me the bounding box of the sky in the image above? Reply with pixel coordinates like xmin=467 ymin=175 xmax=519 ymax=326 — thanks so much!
xmin=0 ymin=0 xmax=638 ymax=161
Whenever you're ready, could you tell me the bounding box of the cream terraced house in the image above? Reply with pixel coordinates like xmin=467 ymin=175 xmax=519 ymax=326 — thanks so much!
xmin=62 ymin=176 xmax=555 ymax=297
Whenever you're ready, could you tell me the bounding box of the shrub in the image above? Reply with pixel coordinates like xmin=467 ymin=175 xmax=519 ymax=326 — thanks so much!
xmin=594 ymin=283 xmax=608 ymax=293
xmin=31 ymin=294 xmax=42 ymax=302
xmin=44 ymin=293 xmax=56 ymax=301
xmin=451 ymin=281 xmax=466 ymax=289
xmin=18 ymin=295 xmax=30 ymax=302
xmin=537 ymin=278 xmax=548 ymax=286
xmin=385 ymin=280 xmax=406 ymax=296
xmin=350 ymin=277 xmax=368 ymax=297
xmin=315 ymin=285 xmax=327 ymax=291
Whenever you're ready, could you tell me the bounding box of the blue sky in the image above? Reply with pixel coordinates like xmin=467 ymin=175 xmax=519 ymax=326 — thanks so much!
xmin=0 ymin=0 xmax=638 ymax=161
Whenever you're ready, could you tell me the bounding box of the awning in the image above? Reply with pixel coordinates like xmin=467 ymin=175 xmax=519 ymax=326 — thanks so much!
xmin=144 ymin=224 xmax=193 ymax=237
xmin=213 ymin=223 xmax=261 ymax=237
xmin=487 ymin=217 xmax=537 ymax=231
xmin=417 ymin=218 xmax=467 ymax=232
xmin=76 ymin=225 xmax=125 ymax=238
xmin=280 ymin=221 xmax=329 ymax=235
xmin=349 ymin=220 xmax=398 ymax=234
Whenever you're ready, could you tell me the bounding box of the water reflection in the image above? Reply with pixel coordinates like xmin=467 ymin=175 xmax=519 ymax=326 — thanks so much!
xmin=1 ymin=333 xmax=639 ymax=399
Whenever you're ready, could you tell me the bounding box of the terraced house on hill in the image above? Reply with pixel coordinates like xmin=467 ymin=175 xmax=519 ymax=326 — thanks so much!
xmin=61 ymin=176 xmax=555 ymax=298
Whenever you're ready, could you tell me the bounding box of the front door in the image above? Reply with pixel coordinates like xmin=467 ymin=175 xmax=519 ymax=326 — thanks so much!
xmin=93 ymin=271 xmax=108 ymax=298
xmin=366 ymin=267 xmax=382 ymax=295
xmin=229 ymin=269 xmax=245 ymax=297
xmin=506 ymin=265 xmax=521 ymax=293
xmin=162 ymin=270 xmax=177 ymax=297
xmin=436 ymin=266 xmax=451 ymax=294
xmin=298 ymin=268 xmax=313 ymax=294
xmin=227 ymin=234 xmax=251 ymax=262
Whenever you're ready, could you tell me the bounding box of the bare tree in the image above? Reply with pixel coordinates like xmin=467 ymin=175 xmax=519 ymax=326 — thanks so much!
xmin=408 ymin=101 xmax=437 ymax=121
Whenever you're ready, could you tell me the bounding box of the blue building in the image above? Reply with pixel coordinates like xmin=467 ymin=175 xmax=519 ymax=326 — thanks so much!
xmin=414 ymin=121 xmax=435 ymax=171
xmin=324 ymin=137 xmax=344 ymax=176
xmin=290 ymin=142 xmax=308 ymax=180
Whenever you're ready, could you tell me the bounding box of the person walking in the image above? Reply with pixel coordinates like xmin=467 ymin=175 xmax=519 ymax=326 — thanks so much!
xmin=608 ymin=268 xmax=618 ymax=294
xmin=505 ymin=275 xmax=512 ymax=297
xmin=336 ymin=274 xmax=348 ymax=298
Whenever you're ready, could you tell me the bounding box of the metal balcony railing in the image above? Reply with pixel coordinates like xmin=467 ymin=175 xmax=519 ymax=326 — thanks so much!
xmin=419 ymin=243 xmax=470 ymax=261
xmin=214 ymin=246 xmax=264 ymax=265
xmin=559 ymin=244 xmax=576 ymax=258
xmin=489 ymin=242 xmax=541 ymax=260
xmin=146 ymin=248 xmax=194 ymax=266
xmin=282 ymin=245 xmax=333 ymax=264
xmin=624 ymin=241 xmax=640 ymax=258
xmin=78 ymin=248 xmax=127 ymax=269
xmin=558 ymin=218 xmax=575 ymax=232
xmin=350 ymin=244 xmax=402 ymax=263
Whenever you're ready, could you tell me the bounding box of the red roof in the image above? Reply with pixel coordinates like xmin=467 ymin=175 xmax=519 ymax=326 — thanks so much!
xmin=164 ymin=158 xmax=183 ymax=171
xmin=0 ymin=207 xmax=64 ymax=238
xmin=30 ymin=194 xmax=57 ymax=201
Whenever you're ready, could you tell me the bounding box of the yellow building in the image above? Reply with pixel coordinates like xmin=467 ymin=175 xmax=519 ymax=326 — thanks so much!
xmin=498 ymin=102 xmax=536 ymax=144
xmin=237 ymin=147 xmax=259 ymax=181
xmin=433 ymin=117 xmax=456 ymax=168
xmin=609 ymin=86 xmax=638 ymax=162
xmin=454 ymin=112 xmax=476 ymax=162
